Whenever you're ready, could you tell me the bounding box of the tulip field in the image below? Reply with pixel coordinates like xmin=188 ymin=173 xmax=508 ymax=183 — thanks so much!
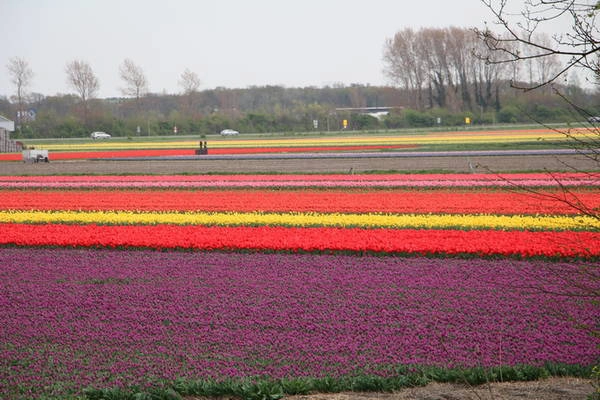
xmin=0 ymin=128 xmax=589 ymax=161
xmin=1 ymin=172 xmax=599 ymax=399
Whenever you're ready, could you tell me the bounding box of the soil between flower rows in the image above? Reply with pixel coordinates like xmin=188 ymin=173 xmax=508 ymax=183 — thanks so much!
xmin=2 ymin=153 xmax=599 ymax=175
xmin=282 ymin=377 xmax=594 ymax=400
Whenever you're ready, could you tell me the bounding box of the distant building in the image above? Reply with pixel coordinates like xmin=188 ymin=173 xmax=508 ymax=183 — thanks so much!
xmin=0 ymin=115 xmax=15 ymax=132
xmin=0 ymin=115 xmax=23 ymax=153
xmin=335 ymin=106 xmax=403 ymax=120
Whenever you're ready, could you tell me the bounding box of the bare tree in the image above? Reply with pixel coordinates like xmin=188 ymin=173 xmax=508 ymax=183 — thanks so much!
xmin=446 ymin=27 xmax=474 ymax=110
xmin=179 ymin=68 xmax=201 ymax=95
xmin=514 ymin=32 xmax=562 ymax=94
xmin=475 ymin=0 xmax=600 ymax=91
xmin=119 ymin=59 xmax=148 ymax=104
xmin=384 ymin=27 xmax=510 ymax=112
xmin=475 ymin=0 xmax=599 ymax=167
xmin=179 ymin=68 xmax=201 ymax=117
xmin=476 ymin=5 xmax=599 ymax=362
xmin=65 ymin=60 xmax=99 ymax=126
xmin=6 ymin=57 xmax=33 ymax=131
xmin=383 ymin=28 xmax=426 ymax=110
xmin=426 ymin=28 xmax=456 ymax=109
xmin=472 ymin=37 xmax=509 ymax=112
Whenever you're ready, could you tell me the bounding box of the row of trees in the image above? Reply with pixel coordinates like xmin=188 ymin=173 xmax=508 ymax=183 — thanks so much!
xmin=6 ymin=57 xmax=201 ymax=129
xmin=0 ymin=83 xmax=593 ymax=138
xmin=382 ymin=26 xmax=561 ymax=112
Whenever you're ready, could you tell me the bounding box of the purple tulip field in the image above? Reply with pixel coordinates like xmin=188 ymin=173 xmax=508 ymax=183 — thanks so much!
xmin=1 ymin=248 xmax=598 ymax=398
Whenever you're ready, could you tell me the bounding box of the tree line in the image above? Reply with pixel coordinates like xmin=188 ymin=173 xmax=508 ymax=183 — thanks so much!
xmin=2 ymin=24 xmax=598 ymax=138
xmin=382 ymin=26 xmax=565 ymax=112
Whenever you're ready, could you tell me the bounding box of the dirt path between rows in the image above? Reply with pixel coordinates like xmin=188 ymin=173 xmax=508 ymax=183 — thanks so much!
xmin=1 ymin=153 xmax=598 ymax=175
xmin=187 ymin=378 xmax=594 ymax=400
xmin=290 ymin=378 xmax=594 ymax=400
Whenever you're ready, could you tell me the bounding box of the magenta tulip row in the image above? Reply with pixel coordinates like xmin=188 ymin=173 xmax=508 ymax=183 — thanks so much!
xmin=1 ymin=248 xmax=598 ymax=397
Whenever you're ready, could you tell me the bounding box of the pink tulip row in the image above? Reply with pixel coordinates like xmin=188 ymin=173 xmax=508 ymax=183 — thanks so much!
xmin=0 ymin=176 xmax=597 ymax=188
xmin=0 ymin=172 xmax=596 ymax=181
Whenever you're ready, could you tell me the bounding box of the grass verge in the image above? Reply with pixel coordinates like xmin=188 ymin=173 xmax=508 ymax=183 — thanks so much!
xmin=61 ymin=363 xmax=594 ymax=400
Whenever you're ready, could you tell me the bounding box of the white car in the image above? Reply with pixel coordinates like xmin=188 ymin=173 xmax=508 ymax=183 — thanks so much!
xmin=588 ymin=116 xmax=600 ymax=124
xmin=220 ymin=129 xmax=239 ymax=136
xmin=90 ymin=131 xmax=111 ymax=139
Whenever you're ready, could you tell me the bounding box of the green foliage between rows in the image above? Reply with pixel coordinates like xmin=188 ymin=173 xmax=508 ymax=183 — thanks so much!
xmin=75 ymin=363 xmax=595 ymax=400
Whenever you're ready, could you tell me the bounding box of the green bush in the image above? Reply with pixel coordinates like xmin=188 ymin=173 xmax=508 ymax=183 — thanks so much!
xmin=383 ymin=113 xmax=407 ymax=129
xmin=497 ymin=105 xmax=521 ymax=123
xmin=404 ymin=109 xmax=436 ymax=127
xmin=351 ymin=114 xmax=381 ymax=130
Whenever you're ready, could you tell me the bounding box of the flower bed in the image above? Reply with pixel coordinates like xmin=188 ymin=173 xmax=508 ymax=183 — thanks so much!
xmin=1 ymin=210 xmax=598 ymax=231
xmin=0 ymin=172 xmax=597 ymax=188
xmin=2 ymin=188 xmax=598 ymax=214
xmin=1 ymin=249 xmax=597 ymax=398
xmin=1 ymin=223 xmax=598 ymax=257
xmin=1 ymin=172 xmax=598 ymax=398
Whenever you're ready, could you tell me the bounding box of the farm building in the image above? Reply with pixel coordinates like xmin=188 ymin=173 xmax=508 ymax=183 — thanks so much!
xmin=0 ymin=115 xmax=23 ymax=153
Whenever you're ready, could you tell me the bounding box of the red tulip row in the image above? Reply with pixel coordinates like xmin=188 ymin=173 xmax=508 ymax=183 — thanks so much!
xmin=0 ymin=145 xmax=415 ymax=161
xmin=1 ymin=223 xmax=597 ymax=257
xmin=0 ymin=149 xmax=197 ymax=161
xmin=2 ymin=188 xmax=597 ymax=215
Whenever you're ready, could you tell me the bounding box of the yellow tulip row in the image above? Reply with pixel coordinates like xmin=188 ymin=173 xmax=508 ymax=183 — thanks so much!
xmin=36 ymin=131 xmax=577 ymax=151
xmin=1 ymin=210 xmax=598 ymax=231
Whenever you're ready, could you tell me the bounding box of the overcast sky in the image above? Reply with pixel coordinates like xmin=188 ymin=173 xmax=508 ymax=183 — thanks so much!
xmin=0 ymin=0 xmax=562 ymax=98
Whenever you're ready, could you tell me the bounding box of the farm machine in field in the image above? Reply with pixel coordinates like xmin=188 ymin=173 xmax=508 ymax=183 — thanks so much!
xmin=23 ymin=149 xmax=49 ymax=163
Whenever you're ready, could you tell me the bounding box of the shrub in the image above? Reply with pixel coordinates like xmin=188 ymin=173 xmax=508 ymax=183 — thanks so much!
xmin=497 ymin=105 xmax=521 ymax=123
xmin=404 ymin=109 xmax=435 ymax=127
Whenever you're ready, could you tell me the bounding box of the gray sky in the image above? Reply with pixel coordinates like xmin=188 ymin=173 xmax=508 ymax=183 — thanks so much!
xmin=0 ymin=0 xmax=526 ymax=98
